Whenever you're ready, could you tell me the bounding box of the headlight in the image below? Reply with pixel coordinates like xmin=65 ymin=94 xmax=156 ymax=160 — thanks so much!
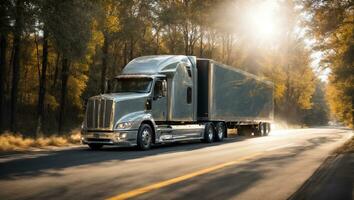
xmin=117 ymin=122 xmax=133 ymax=129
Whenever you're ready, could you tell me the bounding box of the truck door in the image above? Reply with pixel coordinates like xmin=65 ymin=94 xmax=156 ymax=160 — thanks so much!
xmin=151 ymin=78 xmax=167 ymax=121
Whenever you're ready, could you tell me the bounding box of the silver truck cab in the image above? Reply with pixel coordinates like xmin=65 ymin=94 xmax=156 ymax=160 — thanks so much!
xmin=81 ymin=55 xmax=202 ymax=150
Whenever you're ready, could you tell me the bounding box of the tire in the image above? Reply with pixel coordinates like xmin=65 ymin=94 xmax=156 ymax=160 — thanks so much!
xmin=261 ymin=123 xmax=266 ymax=136
xmin=215 ymin=122 xmax=226 ymax=142
xmin=137 ymin=123 xmax=153 ymax=150
xmin=255 ymin=124 xmax=262 ymax=137
xmin=88 ymin=144 xmax=103 ymax=150
xmin=264 ymin=123 xmax=271 ymax=136
xmin=256 ymin=123 xmax=267 ymax=137
xmin=203 ymin=123 xmax=215 ymax=143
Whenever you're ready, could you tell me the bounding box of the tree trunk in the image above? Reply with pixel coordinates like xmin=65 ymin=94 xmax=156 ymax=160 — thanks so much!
xmin=129 ymin=37 xmax=134 ymax=60
xmin=58 ymin=58 xmax=69 ymax=134
xmin=123 ymin=42 xmax=127 ymax=66
xmin=0 ymin=34 xmax=7 ymax=131
xmin=10 ymin=0 xmax=24 ymax=132
xmin=155 ymin=29 xmax=160 ymax=54
xmin=199 ymin=28 xmax=203 ymax=57
xmin=183 ymin=23 xmax=189 ymax=55
xmin=52 ymin=51 xmax=60 ymax=90
xmin=100 ymin=34 xmax=109 ymax=94
xmin=34 ymin=33 xmax=41 ymax=80
xmin=36 ymin=30 xmax=48 ymax=137
xmin=7 ymin=41 xmax=14 ymax=93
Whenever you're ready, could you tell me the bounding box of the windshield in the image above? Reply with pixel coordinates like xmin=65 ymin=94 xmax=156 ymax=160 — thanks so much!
xmin=110 ymin=77 xmax=153 ymax=93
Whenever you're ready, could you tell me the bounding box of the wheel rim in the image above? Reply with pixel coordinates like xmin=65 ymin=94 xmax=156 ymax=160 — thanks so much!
xmin=208 ymin=127 xmax=213 ymax=140
xmin=218 ymin=125 xmax=224 ymax=139
xmin=142 ymin=129 xmax=151 ymax=146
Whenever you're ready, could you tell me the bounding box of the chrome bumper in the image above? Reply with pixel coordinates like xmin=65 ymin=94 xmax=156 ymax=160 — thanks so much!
xmin=81 ymin=130 xmax=138 ymax=146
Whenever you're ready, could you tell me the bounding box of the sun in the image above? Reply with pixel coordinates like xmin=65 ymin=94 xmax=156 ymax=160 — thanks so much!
xmin=244 ymin=0 xmax=280 ymax=41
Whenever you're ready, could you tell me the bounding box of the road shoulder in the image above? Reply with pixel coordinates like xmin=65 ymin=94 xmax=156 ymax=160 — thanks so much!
xmin=289 ymin=136 xmax=354 ymax=200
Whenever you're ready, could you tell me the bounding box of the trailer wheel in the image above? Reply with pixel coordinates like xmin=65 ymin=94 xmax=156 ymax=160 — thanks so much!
xmin=264 ymin=123 xmax=271 ymax=136
xmin=203 ymin=123 xmax=215 ymax=143
xmin=137 ymin=124 xmax=153 ymax=150
xmin=260 ymin=123 xmax=266 ymax=136
xmin=255 ymin=124 xmax=262 ymax=137
xmin=88 ymin=144 xmax=103 ymax=150
xmin=215 ymin=122 xmax=226 ymax=142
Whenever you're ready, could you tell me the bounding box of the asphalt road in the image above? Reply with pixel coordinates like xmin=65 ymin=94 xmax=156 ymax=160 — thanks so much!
xmin=0 ymin=127 xmax=352 ymax=200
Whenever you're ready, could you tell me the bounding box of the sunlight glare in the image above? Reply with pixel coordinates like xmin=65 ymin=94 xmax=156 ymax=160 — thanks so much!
xmin=244 ymin=0 xmax=280 ymax=41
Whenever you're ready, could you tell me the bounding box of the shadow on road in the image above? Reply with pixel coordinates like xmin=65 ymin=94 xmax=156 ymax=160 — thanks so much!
xmin=134 ymin=135 xmax=344 ymax=200
xmin=0 ymin=135 xmax=249 ymax=180
xmin=0 ymin=130 xmax=344 ymax=189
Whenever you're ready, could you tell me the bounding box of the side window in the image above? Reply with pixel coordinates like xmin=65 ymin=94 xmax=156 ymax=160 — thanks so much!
xmin=186 ymin=66 xmax=192 ymax=77
xmin=187 ymin=87 xmax=192 ymax=104
xmin=154 ymin=80 xmax=163 ymax=98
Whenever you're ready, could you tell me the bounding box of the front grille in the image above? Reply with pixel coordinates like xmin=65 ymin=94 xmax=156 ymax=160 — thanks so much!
xmin=86 ymin=98 xmax=114 ymax=129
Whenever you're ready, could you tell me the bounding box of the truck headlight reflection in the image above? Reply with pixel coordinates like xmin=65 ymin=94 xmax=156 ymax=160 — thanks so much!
xmin=117 ymin=122 xmax=132 ymax=129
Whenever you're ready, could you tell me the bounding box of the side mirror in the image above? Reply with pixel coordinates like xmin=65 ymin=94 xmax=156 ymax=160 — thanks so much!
xmin=162 ymin=80 xmax=167 ymax=97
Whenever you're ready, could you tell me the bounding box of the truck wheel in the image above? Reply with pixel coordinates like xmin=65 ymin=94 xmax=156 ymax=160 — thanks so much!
xmin=203 ymin=123 xmax=215 ymax=143
xmin=215 ymin=122 xmax=226 ymax=142
xmin=88 ymin=144 xmax=103 ymax=150
xmin=137 ymin=124 xmax=153 ymax=150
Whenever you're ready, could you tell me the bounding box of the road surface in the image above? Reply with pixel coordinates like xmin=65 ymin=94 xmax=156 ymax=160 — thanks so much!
xmin=0 ymin=127 xmax=352 ymax=200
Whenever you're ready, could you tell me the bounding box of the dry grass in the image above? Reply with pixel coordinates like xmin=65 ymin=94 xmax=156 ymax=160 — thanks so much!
xmin=0 ymin=129 xmax=81 ymax=152
xmin=336 ymin=136 xmax=354 ymax=154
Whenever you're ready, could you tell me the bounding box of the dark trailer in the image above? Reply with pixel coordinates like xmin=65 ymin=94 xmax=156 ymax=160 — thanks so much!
xmin=196 ymin=59 xmax=274 ymax=134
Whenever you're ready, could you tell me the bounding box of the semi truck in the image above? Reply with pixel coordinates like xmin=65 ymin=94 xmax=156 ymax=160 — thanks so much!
xmin=81 ymin=55 xmax=274 ymax=150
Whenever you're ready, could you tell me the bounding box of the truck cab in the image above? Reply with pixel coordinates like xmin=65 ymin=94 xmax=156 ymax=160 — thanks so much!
xmin=81 ymin=55 xmax=203 ymax=150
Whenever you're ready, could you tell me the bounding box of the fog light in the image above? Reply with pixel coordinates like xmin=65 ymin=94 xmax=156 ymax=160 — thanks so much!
xmin=120 ymin=133 xmax=127 ymax=138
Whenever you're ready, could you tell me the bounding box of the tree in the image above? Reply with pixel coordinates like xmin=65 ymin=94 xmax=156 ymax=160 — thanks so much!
xmin=94 ymin=0 xmax=119 ymax=93
xmin=0 ymin=1 xmax=12 ymax=131
xmin=304 ymin=80 xmax=329 ymax=126
xmin=303 ymin=0 xmax=354 ymax=127
xmin=41 ymin=0 xmax=94 ymax=133
xmin=35 ymin=30 xmax=48 ymax=136
xmin=10 ymin=0 xmax=25 ymax=132
xmin=34 ymin=0 xmax=54 ymax=135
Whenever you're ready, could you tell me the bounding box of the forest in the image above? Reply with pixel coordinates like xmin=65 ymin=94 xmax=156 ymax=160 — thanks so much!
xmin=0 ymin=0 xmax=352 ymax=137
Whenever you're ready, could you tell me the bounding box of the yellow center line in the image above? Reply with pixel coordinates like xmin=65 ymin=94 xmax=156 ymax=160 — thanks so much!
xmin=106 ymin=151 xmax=263 ymax=200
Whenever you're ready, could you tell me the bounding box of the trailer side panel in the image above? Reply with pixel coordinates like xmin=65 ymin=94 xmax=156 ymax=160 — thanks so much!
xmin=197 ymin=59 xmax=274 ymax=122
